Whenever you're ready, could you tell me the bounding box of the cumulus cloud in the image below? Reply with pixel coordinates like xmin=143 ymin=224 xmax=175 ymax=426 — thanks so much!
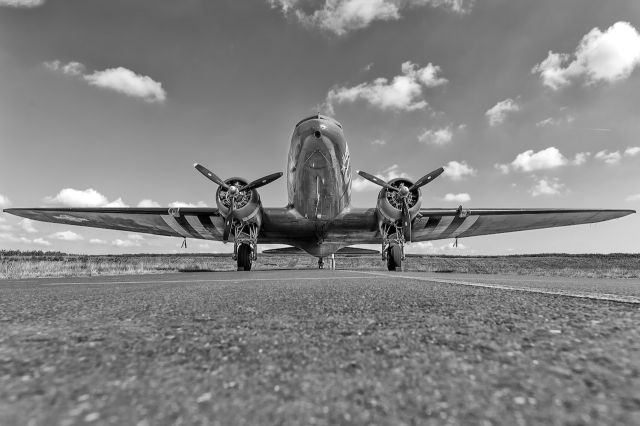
xmin=535 ymin=114 xmax=575 ymax=127
xmin=89 ymin=238 xmax=107 ymax=245
xmin=268 ymin=0 xmax=471 ymax=35
xmin=84 ymin=67 xmax=166 ymax=103
xmin=0 ymin=0 xmax=45 ymax=7
xmin=352 ymin=164 xmax=411 ymax=192
xmin=168 ymin=201 xmax=208 ymax=208
xmin=532 ymin=22 xmax=640 ymax=90
xmin=530 ymin=177 xmax=565 ymax=197
xmin=444 ymin=193 xmax=470 ymax=203
xmin=19 ymin=219 xmax=37 ymax=234
xmin=137 ymin=199 xmax=161 ymax=208
xmin=44 ymin=188 xmax=128 ymax=207
xmin=326 ymin=61 xmax=446 ymax=113
xmin=625 ymin=194 xmax=640 ymax=202
xmin=0 ymin=194 xmax=10 ymax=208
xmin=371 ymin=139 xmax=387 ymax=146
xmin=33 ymin=238 xmax=51 ymax=246
xmin=443 ymin=160 xmax=476 ymax=181
xmin=112 ymin=238 xmax=141 ymax=248
xmin=594 ymin=150 xmax=622 ymax=165
xmin=624 ymin=146 xmax=640 ymax=157
xmin=496 ymin=147 xmax=590 ymax=173
xmin=44 ymin=60 xmax=166 ymax=103
xmin=50 ymin=231 xmax=84 ymax=241
xmin=417 ymin=126 xmax=453 ymax=145
xmin=485 ymin=98 xmax=520 ymax=126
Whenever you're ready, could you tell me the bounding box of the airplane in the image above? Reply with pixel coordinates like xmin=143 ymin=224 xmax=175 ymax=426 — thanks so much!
xmin=3 ymin=115 xmax=635 ymax=271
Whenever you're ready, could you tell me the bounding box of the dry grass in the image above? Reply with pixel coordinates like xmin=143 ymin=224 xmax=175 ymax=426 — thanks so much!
xmin=1 ymin=252 xmax=640 ymax=280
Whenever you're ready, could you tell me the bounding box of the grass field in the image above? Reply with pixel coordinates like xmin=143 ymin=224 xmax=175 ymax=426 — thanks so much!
xmin=1 ymin=251 xmax=640 ymax=280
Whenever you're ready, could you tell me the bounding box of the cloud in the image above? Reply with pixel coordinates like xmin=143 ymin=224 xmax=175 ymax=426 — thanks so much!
xmin=0 ymin=0 xmax=45 ymax=7
xmin=0 ymin=233 xmax=31 ymax=244
xmin=326 ymin=61 xmax=446 ymax=113
xmin=127 ymin=234 xmax=145 ymax=241
xmin=89 ymin=238 xmax=107 ymax=245
xmin=50 ymin=231 xmax=84 ymax=241
xmin=33 ymin=238 xmax=51 ymax=246
xmin=594 ymin=150 xmax=622 ymax=165
xmin=112 ymin=238 xmax=141 ymax=248
xmin=168 ymin=201 xmax=208 ymax=208
xmin=535 ymin=114 xmax=575 ymax=127
xmin=444 ymin=193 xmax=470 ymax=203
xmin=44 ymin=188 xmax=128 ymax=207
xmin=485 ymin=98 xmax=520 ymax=126
xmin=532 ymin=22 xmax=640 ymax=90
xmin=43 ymin=60 xmax=85 ymax=76
xmin=268 ymin=0 xmax=471 ymax=35
xmin=352 ymin=164 xmax=410 ymax=192
xmin=443 ymin=160 xmax=476 ymax=181
xmin=370 ymin=139 xmax=387 ymax=146
xmin=84 ymin=67 xmax=166 ymax=103
xmin=497 ymin=148 xmax=591 ymax=173
xmin=137 ymin=199 xmax=161 ymax=208
xmin=19 ymin=219 xmax=37 ymax=234
xmin=0 ymin=194 xmax=10 ymax=208
xmin=625 ymin=194 xmax=640 ymax=202
xmin=624 ymin=146 xmax=640 ymax=157
xmin=44 ymin=60 xmax=166 ymax=103
xmin=530 ymin=177 xmax=565 ymax=197
xmin=510 ymin=147 xmax=568 ymax=172
xmin=417 ymin=126 xmax=453 ymax=145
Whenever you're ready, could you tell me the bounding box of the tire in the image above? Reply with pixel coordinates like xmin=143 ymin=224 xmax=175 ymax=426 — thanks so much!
xmin=237 ymin=244 xmax=252 ymax=271
xmin=387 ymin=244 xmax=402 ymax=271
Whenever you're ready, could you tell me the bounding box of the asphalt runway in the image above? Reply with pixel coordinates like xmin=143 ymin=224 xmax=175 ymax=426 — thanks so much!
xmin=1 ymin=270 xmax=639 ymax=425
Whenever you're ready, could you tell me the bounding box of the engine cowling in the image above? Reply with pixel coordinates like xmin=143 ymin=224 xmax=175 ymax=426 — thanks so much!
xmin=376 ymin=178 xmax=422 ymax=224
xmin=215 ymin=177 xmax=263 ymax=226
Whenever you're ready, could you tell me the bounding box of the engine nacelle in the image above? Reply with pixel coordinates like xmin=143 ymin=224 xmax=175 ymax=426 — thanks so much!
xmin=376 ymin=178 xmax=422 ymax=224
xmin=215 ymin=177 xmax=263 ymax=227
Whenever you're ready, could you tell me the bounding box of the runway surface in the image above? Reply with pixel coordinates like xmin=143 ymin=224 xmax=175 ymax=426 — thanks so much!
xmin=1 ymin=270 xmax=639 ymax=425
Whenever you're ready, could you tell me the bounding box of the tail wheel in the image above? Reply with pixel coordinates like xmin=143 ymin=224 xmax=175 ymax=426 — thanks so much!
xmin=387 ymin=244 xmax=402 ymax=271
xmin=237 ymin=243 xmax=252 ymax=271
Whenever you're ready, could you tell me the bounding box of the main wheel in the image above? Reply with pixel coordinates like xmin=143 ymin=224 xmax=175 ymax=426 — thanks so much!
xmin=237 ymin=244 xmax=252 ymax=271
xmin=387 ymin=244 xmax=402 ymax=271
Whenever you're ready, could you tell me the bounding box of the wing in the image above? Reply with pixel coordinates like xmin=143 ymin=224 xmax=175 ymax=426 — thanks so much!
xmin=411 ymin=208 xmax=635 ymax=241
xmin=3 ymin=207 xmax=227 ymax=240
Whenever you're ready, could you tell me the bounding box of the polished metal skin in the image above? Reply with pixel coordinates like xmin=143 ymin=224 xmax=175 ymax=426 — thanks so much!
xmin=3 ymin=115 xmax=635 ymax=262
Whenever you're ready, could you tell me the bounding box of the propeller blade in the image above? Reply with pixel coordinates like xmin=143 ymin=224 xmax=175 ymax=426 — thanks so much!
xmin=223 ymin=198 xmax=235 ymax=242
xmin=408 ymin=167 xmax=445 ymax=192
xmin=194 ymin=163 xmax=229 ymax=190
xmin=356 ymin=170 xmax=398 ymax=192
xmin=241 ymin=172 xmax=283 ymax=192
xmin=401 ymin=198 xmax=412 ymax=242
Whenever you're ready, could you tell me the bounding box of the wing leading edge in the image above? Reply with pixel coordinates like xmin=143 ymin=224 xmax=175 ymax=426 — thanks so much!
xmin=411 ymin=208 xmax=635 ymax=242
xmin=3 ymin=207 xmax=227 ymax=240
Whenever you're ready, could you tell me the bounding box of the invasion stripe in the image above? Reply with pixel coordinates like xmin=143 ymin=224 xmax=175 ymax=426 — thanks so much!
xmin=451 ymin=215 xmax=479 ymax=237
xmin=175 ymin=216 xmax=201 ymax=238
xmin=428 ymin=216 xmax=455 ymax=238
xmin=185 ymin=215 xmax=214 ymax=239
xmin=437 ymin=215 xmax=467 ymax=238
xmin=199 ymin=215 xmax=223 ymax=237
xmin=161 ymin=215 xmax=191 ymax=238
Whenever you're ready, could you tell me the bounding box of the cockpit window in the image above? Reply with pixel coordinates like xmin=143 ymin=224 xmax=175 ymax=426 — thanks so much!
xmin=294 ymin=115 xmax=343 ymax=129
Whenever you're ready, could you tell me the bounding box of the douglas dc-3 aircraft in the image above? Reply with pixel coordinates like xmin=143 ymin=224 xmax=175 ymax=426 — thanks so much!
xmin=4 ymin=115 xmax=635 ymax=271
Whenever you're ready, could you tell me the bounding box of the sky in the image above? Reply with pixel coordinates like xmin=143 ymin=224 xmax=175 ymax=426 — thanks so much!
xmin=1 ymin=0 xmax=639 ymax=256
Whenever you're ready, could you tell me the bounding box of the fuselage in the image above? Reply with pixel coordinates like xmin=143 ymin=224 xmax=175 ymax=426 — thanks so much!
xmin=287 ymin=115 xmax=352 ymax=220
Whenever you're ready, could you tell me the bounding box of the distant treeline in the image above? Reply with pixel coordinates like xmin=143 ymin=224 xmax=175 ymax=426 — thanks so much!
xmin=1 ymin=249 xmax=638 ymax=259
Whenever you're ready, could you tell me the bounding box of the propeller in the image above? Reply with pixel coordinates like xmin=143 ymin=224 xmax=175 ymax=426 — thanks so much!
xmin=356 ymin=166 xmax=444 ymax=242
xmin=194 ymin=163 xmax=283 ymax=241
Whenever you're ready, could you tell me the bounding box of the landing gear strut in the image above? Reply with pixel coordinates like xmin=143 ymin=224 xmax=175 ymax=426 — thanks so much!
xmin=381 ymin=222 xmax=405 ymax=271
xmin=232 ymin=222 xmax=258 ymax=271
xmin=318 ymin=257 xmax=324 ymax=269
